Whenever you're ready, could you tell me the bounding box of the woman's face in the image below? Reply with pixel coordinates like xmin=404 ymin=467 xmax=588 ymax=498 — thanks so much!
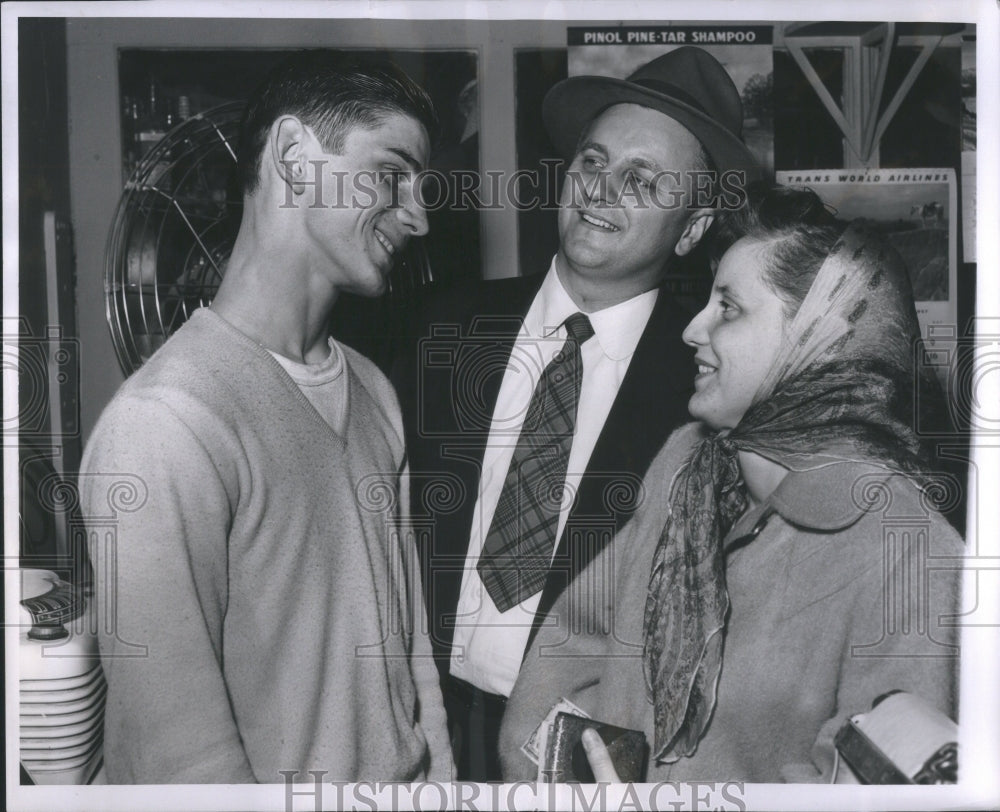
xmin=682 ymin=237 xmax=789 ymax=430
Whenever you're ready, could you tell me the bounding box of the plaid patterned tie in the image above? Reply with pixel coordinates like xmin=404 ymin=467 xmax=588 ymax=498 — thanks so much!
xmin=477 ymin=312 xmax=595 ymax=613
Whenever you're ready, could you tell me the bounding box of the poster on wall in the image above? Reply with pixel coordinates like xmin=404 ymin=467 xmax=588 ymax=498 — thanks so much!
xmin=567 ymin=25 xmax=774 ymax=175
xmin=776 ymin=168 xmax=957 ymax=382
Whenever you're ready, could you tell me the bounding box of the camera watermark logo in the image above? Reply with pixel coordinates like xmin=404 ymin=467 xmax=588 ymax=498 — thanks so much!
xmin=417 ymin=320 xmax=569 ymax=437
xmin=2 ymin=318 xmax=80 ymax=445
xmin=916 ymin=317 xmax=1000 ymax=436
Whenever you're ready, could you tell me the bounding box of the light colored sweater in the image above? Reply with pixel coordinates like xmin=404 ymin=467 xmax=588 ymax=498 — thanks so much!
xmin=81 ymin=308 xmax=451 ymax=783
xmin=500 ymin=422 xmax=963 ymax=782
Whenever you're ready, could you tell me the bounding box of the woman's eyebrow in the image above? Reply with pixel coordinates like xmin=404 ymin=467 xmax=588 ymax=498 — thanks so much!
xmin=714 ymin=283 xmax=744 ymax=303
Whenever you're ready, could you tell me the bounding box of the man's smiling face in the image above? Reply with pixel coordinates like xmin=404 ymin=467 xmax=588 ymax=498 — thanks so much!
xmin=556 ymin=103 xmax=706 ymax=305
xmin=300 ymin=111 xmax=430 ymax=297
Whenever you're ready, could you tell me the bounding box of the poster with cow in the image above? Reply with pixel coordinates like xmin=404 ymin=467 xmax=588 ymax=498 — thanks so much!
xmin=775 ymin=169 xmax=957 ymax=372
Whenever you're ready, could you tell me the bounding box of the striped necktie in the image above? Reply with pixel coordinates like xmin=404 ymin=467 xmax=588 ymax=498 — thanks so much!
xmin=477 ymin=312 xmax=595 ymax=613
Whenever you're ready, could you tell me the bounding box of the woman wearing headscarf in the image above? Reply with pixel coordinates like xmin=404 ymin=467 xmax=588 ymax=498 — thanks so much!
xmin=498 ymin=185 xmax=964 ymax=783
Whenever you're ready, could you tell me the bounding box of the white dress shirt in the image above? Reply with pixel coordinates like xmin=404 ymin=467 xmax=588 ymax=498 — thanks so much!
xmin=449 ymin=260 xmax=659 ymax=695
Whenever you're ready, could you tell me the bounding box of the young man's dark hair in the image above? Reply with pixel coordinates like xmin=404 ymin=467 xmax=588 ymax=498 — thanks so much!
xmin=237 ymin=51 xmax=438 ymax=195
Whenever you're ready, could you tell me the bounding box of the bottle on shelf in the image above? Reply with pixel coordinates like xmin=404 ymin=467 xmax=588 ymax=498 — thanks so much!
xmin=134 ymin=78 xmax=173 ymax=190
xmin=121 ymin=95 xmax=139 ymax=177
xmin=136 ymin=79 xmax=166 ymax=159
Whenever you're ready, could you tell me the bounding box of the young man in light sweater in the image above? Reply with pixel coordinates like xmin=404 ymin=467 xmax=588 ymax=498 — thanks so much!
xmin=80 ymin=52 xmax=452 ymax=783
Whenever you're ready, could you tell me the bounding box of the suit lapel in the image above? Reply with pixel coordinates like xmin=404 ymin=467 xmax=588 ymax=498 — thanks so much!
xmin=408 ymin=273 xmax=544 ymax=662
xmin=452 ymin=274 xmax=546 ymax=489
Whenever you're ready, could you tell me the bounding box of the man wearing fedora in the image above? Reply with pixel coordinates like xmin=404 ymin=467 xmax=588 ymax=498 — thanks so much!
xmin=391 ymin=46 xmax=760 ymax=780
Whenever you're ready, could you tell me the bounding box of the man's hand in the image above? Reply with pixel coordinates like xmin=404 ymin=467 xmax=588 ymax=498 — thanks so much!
xmin=581 ymin=727 xmax=621 ymax=782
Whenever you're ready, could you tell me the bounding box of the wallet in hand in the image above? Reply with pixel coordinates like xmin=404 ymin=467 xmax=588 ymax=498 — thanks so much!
xmin=541 ymin=712 xmax=647 ymax=783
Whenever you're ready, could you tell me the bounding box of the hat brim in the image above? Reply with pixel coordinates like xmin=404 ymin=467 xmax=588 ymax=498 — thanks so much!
xmin=543 ymin=75 xmax=762 ymax=180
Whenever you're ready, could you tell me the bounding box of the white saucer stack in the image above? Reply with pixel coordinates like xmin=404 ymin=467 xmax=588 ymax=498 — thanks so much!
xmin=19 ymin=569 xmax=106 ymax=785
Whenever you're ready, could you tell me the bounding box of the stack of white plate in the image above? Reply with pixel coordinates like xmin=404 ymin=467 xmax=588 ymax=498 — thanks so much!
xmin=19 ymin=569 xmax=106 ymax=785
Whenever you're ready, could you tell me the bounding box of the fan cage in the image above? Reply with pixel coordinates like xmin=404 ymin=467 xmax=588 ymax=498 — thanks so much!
xmin=105 ymin=102 xmax=245 ymax=376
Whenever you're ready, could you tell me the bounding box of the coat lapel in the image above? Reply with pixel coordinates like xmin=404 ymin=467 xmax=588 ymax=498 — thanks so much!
xmin=407 ymin=274 xmax=543 ymax=662
xmin=450 ymin=275 xmax=545 ymax=502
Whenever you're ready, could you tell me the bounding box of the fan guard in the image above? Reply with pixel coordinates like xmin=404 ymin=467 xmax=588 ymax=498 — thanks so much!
xmin=105 ymin=102 xmax=245 ymax=376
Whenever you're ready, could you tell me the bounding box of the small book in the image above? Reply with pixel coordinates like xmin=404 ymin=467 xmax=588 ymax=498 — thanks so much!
xmin=540 ymin=712 xmax=647 ymax=783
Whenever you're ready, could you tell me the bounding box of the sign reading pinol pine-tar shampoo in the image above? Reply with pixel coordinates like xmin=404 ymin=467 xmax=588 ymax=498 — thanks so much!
xmin=568 ymin=26 xmax=771 ymax=46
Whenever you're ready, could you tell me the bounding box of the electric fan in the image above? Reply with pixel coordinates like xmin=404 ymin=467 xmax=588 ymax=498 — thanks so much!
xmin=105 ymin=101 xmax=433 ymax=376
xmin=105 ymin=102 xmax=245 ymax=376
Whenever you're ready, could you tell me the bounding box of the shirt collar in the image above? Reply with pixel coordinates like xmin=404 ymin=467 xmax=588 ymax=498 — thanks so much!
xmin=530 ymin=258 xmax=659 ymax=361
xmin=268 ymin=337 xmax=343 ymax=386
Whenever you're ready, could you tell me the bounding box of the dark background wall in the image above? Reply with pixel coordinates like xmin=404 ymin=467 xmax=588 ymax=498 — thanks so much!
xmin=18 ymin=18 xmax=82 ymax=570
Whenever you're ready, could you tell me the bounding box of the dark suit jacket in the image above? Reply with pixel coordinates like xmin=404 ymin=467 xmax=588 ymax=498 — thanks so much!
xmin=390 ymin=272 xmax=695 ymax=675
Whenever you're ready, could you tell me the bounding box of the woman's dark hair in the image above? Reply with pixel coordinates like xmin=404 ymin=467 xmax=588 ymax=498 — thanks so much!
xmin=237 ymin=51 xmax=438 ymax=196
xmin=707 ymin=183 xmax=848 ymax=319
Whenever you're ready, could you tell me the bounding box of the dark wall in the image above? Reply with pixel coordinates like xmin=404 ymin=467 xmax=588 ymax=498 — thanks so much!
xmin=19 ymin=18 xmax=82 ymax=571
xmin=19 ymin=17 xmax=74 ymax=362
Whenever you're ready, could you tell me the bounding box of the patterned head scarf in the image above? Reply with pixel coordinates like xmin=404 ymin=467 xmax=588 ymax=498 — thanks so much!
xmin=642 ymin=220 xmax=943 ymax=763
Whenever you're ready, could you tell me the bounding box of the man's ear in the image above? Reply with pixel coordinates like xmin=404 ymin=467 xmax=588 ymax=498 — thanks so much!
xmin=674 ymin=209 xmax=715 ymax=257
xmin=270 ymin=115 xmax=309 ymax=194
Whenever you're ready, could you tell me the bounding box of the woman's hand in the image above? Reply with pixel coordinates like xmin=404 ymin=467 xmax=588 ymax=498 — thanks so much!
xmin=582 ymin=728 xmax=621 ymax=782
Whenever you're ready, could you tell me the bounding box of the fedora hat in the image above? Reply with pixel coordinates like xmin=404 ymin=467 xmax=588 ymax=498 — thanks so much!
xmin=543 ymin=46 xmax=760 ymax=177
